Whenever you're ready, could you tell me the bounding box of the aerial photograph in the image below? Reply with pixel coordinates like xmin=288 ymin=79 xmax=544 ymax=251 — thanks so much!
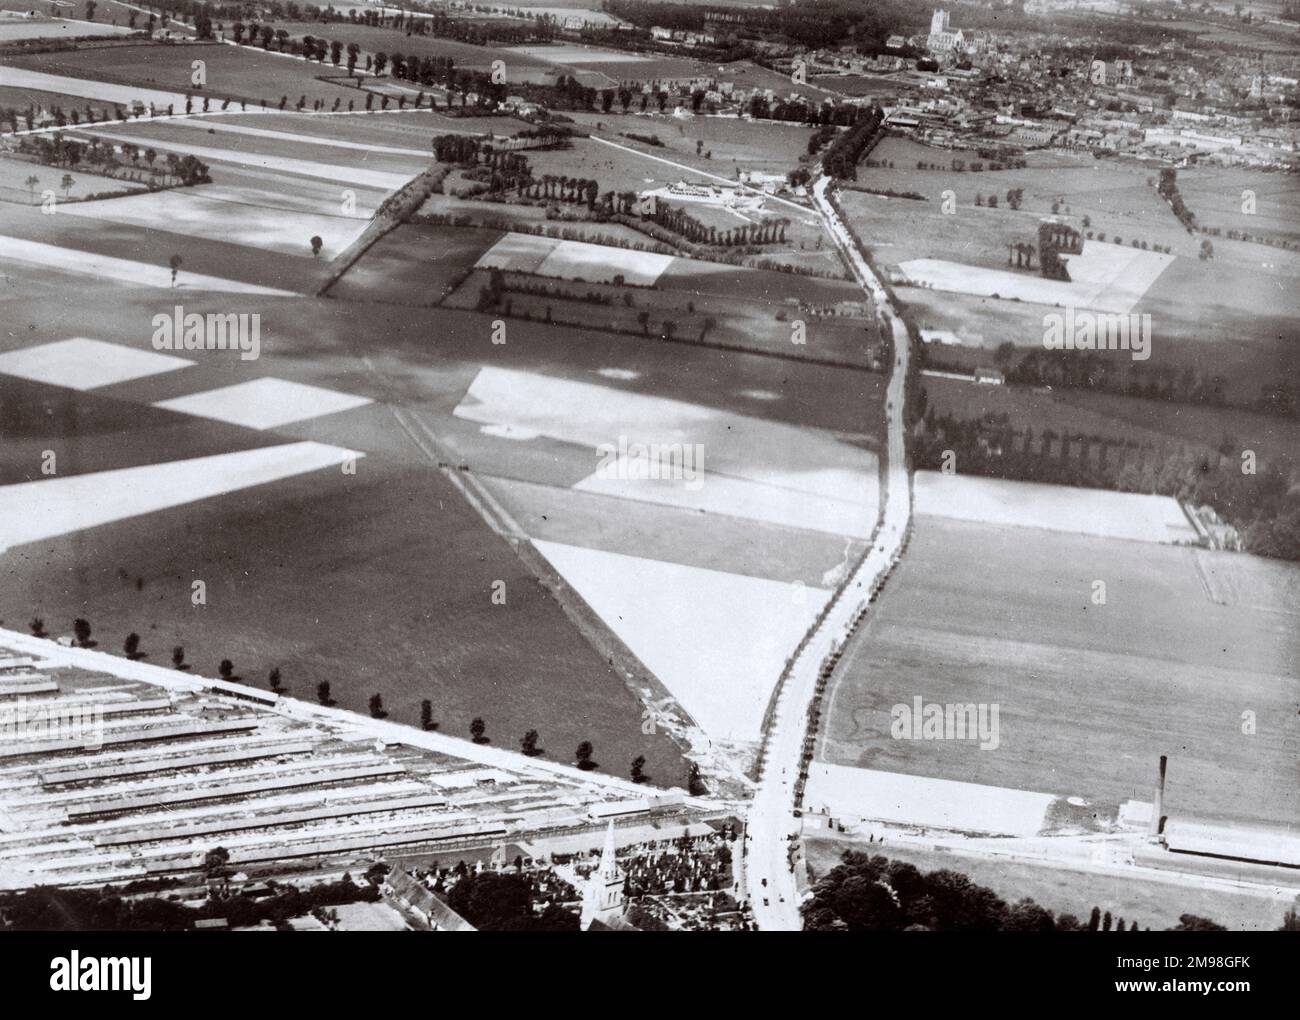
xmin=0 ymin=0 xmax=1295 ymax=965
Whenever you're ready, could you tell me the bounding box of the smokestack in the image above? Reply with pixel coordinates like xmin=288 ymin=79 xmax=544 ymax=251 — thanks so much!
xmin=1150 ymin=755 xmax=1167 ymax=838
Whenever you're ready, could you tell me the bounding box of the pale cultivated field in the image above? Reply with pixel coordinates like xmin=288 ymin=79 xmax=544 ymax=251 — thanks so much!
xmin=806 ymin=763 xmax=1055 ymax=837
xmin=899 ymin=240 xmax=1174 ymax=313
xmin=154 ymin=377 xmax=373 ymax=431
xmin=0 ymin=63 xmax=195 ymax=112
xmin=914 ymin=471 xmax=1198 ymax=545
xmin=0 ymin=18 xmax=132 ymax=40
xmin=476 ymin=231 xmax=676 ymax=284
xmin=508 ymin=43 xmax=653 ymax=64
xmin=0 ymin=337 xmax=190 ymax=390
xmin=533 ymin=539 xmax=831 ymax=741
xmin=0 ymin=441 xmax=361 ymax=554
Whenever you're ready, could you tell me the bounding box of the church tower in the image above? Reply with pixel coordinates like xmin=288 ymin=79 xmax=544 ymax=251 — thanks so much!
xmin=930 ymin=9 xmax=950 ymax=36
xmin=581 ymin=821 xmax=626 ymax=929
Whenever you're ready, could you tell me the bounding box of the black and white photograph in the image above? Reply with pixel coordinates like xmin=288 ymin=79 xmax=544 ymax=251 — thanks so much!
xmin=0 ymin=0 xmax=1294 ymax=987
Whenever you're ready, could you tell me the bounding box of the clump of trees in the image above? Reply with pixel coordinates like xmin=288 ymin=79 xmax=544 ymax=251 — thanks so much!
xmin=805 ymin=852 xmax=1233 ymax=931
xmin=821 ymin=106 xmax=886 ymax=180
xmin=1157 ymin=168 xmax=1197 ymax=233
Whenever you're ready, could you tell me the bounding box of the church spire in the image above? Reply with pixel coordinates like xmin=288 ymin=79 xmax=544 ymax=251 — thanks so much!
xmin=598 ymin=820 xmax=619 ymax=881
xmin=581 ymin=820 xmax=627 ymax=929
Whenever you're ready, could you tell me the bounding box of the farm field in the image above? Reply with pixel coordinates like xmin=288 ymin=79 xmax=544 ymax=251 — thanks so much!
xmin=0 ymin=18 xmax=133 ymax=41
xmin=9 ymin=41 xmax=363 ymax=108
xmin=1 ymin=141 xmax=887 ymax=757
xmin=0 ymin=153 xmax=145 ymax=203
xmin=419 ymin=194 xmax=659 ymax=248
xmin=1176 ymin=165 xmax=1300 ymax=247
xmin=262 ymin=22 xmax=615 ymax=85
xmin=846 ymin=136 xmax=1300 ymax=272
xmin=816 ymin=515 xmax=1300 ymax=832
xmin=840 ymin=137 xmax=1300 ymax=406
xmin=0 ymin=62 xmax=196 ymax=111
xmin=442 ymin=265 xmax=881 ymax=367
xmin=329 ymin=223 xmax=502 ymax=305
xmin=567 ymin=109 xmax=819 ymax=175
xmin=919 ymin=374 xmax=1300 ymax=476
xmin=0 ymin=83 xmax=123 ymax=127
xmin=0 ymin=202 xmax=329 ymax=292
xmin=474 ymin=230 xmax=674 ymax=284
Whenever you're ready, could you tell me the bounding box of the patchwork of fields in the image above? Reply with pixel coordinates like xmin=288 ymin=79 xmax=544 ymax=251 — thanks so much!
xmin=0 ymin=52 xmax=889 ymax=767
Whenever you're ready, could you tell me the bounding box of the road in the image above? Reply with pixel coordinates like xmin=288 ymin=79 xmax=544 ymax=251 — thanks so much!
xmin=743 ymin=174 xmax=913 ymax=931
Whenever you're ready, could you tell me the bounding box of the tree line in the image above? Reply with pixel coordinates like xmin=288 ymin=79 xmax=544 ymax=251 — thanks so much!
xmin=915 ymin=408 xmax=1300 ymax=561
xmin=804 ymin=851 xmax=1244 ymax=931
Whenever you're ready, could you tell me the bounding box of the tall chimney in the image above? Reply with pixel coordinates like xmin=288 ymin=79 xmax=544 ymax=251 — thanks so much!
xmin=1150 ymin=755 xmax=1167 ymax=838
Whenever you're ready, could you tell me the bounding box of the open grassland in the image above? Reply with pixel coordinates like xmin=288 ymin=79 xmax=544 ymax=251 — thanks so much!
xmin=818 ymin=516 xmax=1300 ymax=830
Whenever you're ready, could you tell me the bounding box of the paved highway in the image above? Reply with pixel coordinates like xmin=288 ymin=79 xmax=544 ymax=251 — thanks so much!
xmin=744 ymin=175 xmax=914 ymax=931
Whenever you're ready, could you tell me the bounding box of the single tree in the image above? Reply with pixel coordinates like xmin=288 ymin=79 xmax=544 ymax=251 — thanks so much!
xmin=218 ymin=658 xmax=234 ymax=680
xmin=630 ymin=755 xmax=646 ymax=783
xmin=575 ymin=740 xmax=595 ymax=770
xmin=470 ymin=717 xmax=487 ymax=743
xmin=368 ymin=693 xmax=386 ymax=718
xmin=73 ymin=618 xmax=92 ymax=647
xmin=171 ymin=645 xmax=186 ymax=669
xmin=310 ymin=235 xmax=323 ymax=256
xmin=520 ymin=729 xmax=539 ymax=756
xmin=316 ymin=680 xmax=333 ymax=705
xmin=123 ymin=633 xmax=140 ymax=659
xmin=420 ymin=699 xmax=435 ymax=730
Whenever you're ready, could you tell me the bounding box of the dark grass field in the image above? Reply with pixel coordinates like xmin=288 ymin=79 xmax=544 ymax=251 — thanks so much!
xmin=10 ymin=41 xmax=362 ymax=108
xmin=0 ymin=201 xmax=333 ymax=293
xmin=329 ymin=223 xmax=502 ymax=305
xmin=818 ymin=516 xmax=1300 ymax=831
xmin=0 ymin=419 xmax=690 ymax=786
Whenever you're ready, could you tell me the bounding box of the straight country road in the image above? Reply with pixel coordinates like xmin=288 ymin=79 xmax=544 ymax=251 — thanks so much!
xmin=744 ymin=174 xmax=913 ymax=931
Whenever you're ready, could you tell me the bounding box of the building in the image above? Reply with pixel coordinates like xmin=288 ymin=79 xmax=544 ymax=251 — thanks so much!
xmin=927 ymin=9 xmax=965 ymax=54
xmin=381 ymin=868 xmax=476 ymax=931
xmin=580 ymin=821 xmax=628 ymax=930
